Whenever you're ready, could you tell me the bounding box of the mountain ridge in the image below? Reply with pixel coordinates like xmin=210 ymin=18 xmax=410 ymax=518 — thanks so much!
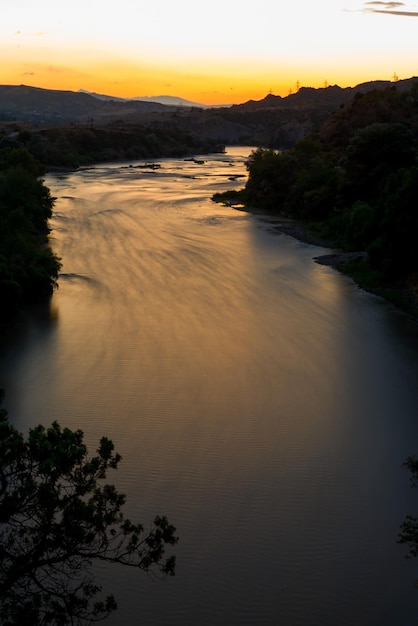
xmin=1 ymin=77 xmax=417 ymax=125
xmin=0 ymin=84 xmax=176 ymax=124
xmin=77 ymin=89 xmax=217 ymax=109
xmin=232 ymin=77 xmax=418 ymax=111
xmin=1 ymin=77 xmax=418 ymax=150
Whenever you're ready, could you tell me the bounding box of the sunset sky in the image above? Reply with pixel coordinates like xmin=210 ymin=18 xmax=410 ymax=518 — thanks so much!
xmin=1 ymin=0 xmax=418 ymax=105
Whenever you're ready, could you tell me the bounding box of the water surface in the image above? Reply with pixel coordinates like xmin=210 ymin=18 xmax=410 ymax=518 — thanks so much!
xmin=1 ymin=147 xmax=418 ymax=625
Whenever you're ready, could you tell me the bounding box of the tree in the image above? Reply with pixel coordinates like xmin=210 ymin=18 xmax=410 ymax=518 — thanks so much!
xmin=343 ymin=122 xmax=417 ymax=202
xmin=369 ymin=167 xmax=418 ymax=276
xmin=398 ymin=456 xmax=418 ymax=556
xmin=0 ymin=147 xmax=61 ymax=323
xmin=0 ymin=394 xmax=178 ymax=625
xmin=244 ymin=147 xmax=298 ymax=210
xmin=284 ymin=156 xmax=342 ymax=219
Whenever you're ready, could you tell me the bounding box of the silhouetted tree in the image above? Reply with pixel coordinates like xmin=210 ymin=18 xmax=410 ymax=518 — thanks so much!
xmin=244 ymin=147 xmax=298 ymax=210
xmin=369 ymin=166 xmax=418 ymax=276
xmin=0 ymin=148 xmax=61 ymax=323
xmin=398 ymin=456 xmax=418 ymax=559
xmin=343 ymin=122 xmax=417 ymax=202
xmin=0 ymin=394 xmax=178 ymax=625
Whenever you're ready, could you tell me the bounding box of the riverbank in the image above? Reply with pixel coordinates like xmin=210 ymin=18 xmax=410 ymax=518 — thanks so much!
xmin=227 ymin=202 xmax=418 ymax=320
xmin=272 ymin=216 xmax=418 ymax=321
xmin=3 ymin=152 xmax=418 ymax=625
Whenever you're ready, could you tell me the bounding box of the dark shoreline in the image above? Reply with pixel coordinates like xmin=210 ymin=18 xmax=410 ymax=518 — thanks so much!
xmin=274 ymin=220 xmax=418 ymax=321
xmin=231 ymin=204 xmax=418 ymax=321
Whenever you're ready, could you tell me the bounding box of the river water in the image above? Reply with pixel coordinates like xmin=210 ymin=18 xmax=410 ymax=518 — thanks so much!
xmin=1 ymin=146 xmax=418 ymax=625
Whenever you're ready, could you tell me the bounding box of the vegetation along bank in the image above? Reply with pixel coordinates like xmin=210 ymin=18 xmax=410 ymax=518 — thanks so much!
xmin=214 ymin=83 xmax=418 ymax=318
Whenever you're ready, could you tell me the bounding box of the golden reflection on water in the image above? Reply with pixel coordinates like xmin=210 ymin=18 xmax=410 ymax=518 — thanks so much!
xmin=2 ymin=148 xmax=418 ymax=625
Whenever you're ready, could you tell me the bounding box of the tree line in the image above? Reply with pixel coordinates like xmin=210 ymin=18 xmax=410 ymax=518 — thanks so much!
xmin=0 ymin=146 xmax=61 ymax=328
xmin=214 ymin=85 xmax=418 ymax=308
xmin=12 ymin=121 xmax=223 ymax=169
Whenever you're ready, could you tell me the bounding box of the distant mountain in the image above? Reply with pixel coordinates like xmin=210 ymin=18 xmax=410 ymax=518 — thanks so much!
xmin=131 ymin=95 xmax=233 ymax=109
xmin=132 ymin=95 xmax=207 ymax=108
xmin=1 ymin=78 xmax=418 ymax=150
xmin=231 ymin=77 xmax=418 ymax=112
xmin=0 ymin=84 xmax=176 ymax=124
xmin=204 ymin=76 xmax=418 ymax=147
xmin=77 ymin=90 xmax=127 ymax=103
xmin=78 ymin=90 xmax=214 ymax=109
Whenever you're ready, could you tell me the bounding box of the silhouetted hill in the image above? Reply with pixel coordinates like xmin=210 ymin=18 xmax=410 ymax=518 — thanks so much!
xmin=2 ymin=78 xmax=418 ymax=150
xmin=168 ymin=77 xmax=418 ymax=148
xmin=1 ymin=78 xmax=416 ymax=126
xmin=78 ymin=89 xmax=213 ymax=109
xmin=214 ymin=80 xmax=418 ymax=314
xmin=232 ymin=77 xmax=418 ymax=112
xmin=0 ymin=85 xmax=175 ymax=124
xmin=314 ymin=80 xmax=418 ymax=156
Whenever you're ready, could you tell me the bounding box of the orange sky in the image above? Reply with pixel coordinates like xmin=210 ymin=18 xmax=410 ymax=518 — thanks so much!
xmin=1 ymin=0 xmax=418 ymax=105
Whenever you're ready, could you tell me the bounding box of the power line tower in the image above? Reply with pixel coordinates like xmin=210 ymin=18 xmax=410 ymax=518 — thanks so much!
xmin=393 ymin=72 xmax=399 ymax=82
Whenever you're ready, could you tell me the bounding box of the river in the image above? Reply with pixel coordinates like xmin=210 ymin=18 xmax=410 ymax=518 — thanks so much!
xmin=1 ymin=146 xmax=418 ymax=625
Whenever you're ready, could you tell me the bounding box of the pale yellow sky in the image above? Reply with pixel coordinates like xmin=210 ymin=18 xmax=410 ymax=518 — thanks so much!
xmin=1 ymin=0 xmax=418 ymax=104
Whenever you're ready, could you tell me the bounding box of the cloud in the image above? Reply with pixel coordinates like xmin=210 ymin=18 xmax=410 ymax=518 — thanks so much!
xmin=365 ymin=1 xmax=405 ymax=6
xmin=363 ymin=1 xmax=418 ymax=15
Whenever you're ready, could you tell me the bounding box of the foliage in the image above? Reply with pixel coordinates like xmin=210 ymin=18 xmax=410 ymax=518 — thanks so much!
xmin=243 ymin=147 xmax=298 ymax=210
xmin=316 ymin=84 xmax=418 ymax=158
xmin=398 ymin=456 xmax=418 ymax=559
xmin=240 ymin=144 xmax=345 ymax=222
xmin=284 ymin=155 xmax=343 ymax=219
xmin=0 ymin=397 xmax=178 ymax=625
xmin=342 ymin=122 xmax=417 ymax=203
xmin=14 ymin=122 xmax=223 ymax=168
xmin=215 ymin=84 xmax=418 ymax=286
xmin=337 ymin=201 xmax=377 ymax=250
xmin=0 ymin=148 xmax=61 ymax=324
xmin=369 ymin=167 xmax=418 ymax=276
